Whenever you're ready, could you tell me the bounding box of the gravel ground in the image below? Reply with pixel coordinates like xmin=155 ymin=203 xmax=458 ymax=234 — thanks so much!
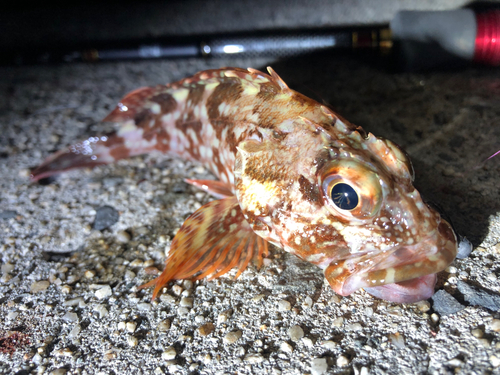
xmin=1 ymin=54 xmax=500 ymax=375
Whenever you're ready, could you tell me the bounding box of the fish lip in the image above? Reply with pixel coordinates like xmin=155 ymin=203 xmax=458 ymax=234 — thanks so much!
xmin=338 ymin=225 xmax=457 ymax=297
xmin=363 ymin=273 xmax=437 ymax=303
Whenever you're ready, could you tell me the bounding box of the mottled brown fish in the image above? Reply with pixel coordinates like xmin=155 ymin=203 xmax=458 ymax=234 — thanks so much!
xmin=32 ymin=67 xmax=458 ymax=303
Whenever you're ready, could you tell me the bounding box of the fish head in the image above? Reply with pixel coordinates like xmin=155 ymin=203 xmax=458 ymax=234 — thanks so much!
xmin=234 ymin=113 xmax=457 ymax=303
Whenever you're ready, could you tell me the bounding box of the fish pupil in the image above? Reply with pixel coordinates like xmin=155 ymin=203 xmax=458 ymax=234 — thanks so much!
xmin=331 ymin=183 xmax=358 ymax=210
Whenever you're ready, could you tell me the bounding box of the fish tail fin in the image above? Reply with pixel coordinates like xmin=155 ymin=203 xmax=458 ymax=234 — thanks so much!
xmin=31 ymin=85 xmax=178 ymax=181
xmin=30 ymin=124 xmax=156 ymax=181
xmin=139 ymin=196 xmax=268 ymax=300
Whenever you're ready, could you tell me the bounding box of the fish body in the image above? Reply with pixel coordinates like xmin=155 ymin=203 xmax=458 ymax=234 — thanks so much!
xmin=32 ymin=67 xmax=458 ymax=303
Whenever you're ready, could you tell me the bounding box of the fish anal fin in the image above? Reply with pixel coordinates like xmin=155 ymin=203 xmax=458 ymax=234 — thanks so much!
xmin=140 ymin=196 xmax=267 ymax=300
xmin=185 ymin=178 xmax=234 ymax=198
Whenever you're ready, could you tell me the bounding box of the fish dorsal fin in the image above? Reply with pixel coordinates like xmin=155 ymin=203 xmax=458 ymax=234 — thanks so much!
xmin=185 ymin=179 xmax=234 ymax=199
xmin=140 ymin=196 xmax=268 ymax=299
xmin=266 ymin=67 xmax=290 ymax=92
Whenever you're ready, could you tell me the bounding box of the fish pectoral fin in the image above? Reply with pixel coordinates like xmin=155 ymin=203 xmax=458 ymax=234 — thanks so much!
xmin=140 ymin=196 xmax=268 ymax=299
xmin=185 ymin=178 xmax=234 ymax=198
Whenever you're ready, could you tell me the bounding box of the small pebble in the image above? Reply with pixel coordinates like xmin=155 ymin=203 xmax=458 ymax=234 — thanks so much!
xmin=490 ymin=355 xmax=500 ymax=368
xmin=288 ymin=325 xmax=304 ymax=342
xmin=49 ymin=369 xmax=67 ymax=375
xmin=54 ymin=348 xmax=73 ymax=357
xmin=252 ymin=294 xmax=265 ymax=302
xmin=172 ymin=285 xmax=183 ymax=295
xmin=321 ymin=340 xmax=337 ymax=350
xmin=180 ymin=297 xmax=193 ymax=307
xmin=1 ymin=263 xmax=15 ymax=274
xmin=116 ymin=230 xmax=131 ymax=243
xmin=332 ymin=317 xmax=344 ymax=327
xmin=446 ymin=266 xmax=457 ymax=274
xmin=95 ymin=285 xmax=112 ymax=299
xmin=280 ymin=342 xmax=293 ymax=353
xmin=198 ymin=322 xmax=215 ymax=336
xmin=244 ymin=353 xmax=264 ymax=364
xmin=66 ymin=275 xmax=79 ymax=284
xmin=456 ymin=237 xmax=473 ymax=259
xmin=127 ymin=336 xmax=139 ymax=347
xmin=235 ymin=346 xmax=246 ymax=357
xmin=488 ymin=319 xmax=500 ymax=332
xmin=189 ymin=363 xmax=199 ymax=371
xmin=223 ymin=330 xmax=242 ymax=344
xmin=93 ymin=205 xmax=119 ymax=231
xmin=311 ymin=358 xmax=328 ymax=375
xmin=160 ymin=294 xmax=176 ymax=304
xmin=137 ymin=303 xmax=151 ymax=312
xmin=446 ymin=359 xmax=463 ymax=367
xmin=103 ymin=351 xmax=117 ymax=360
xmin=302 ymin=337 xmax=314 ymax=347
xmin=303 ymin=296 xmax=313 ymax=308
xmin=126 ymin=322 xmax=137 ymax=333
xmin=329 ymin=295 xmax=342 ymax=304
xmin=389 ymin=333 xmax=405 ymax=349
xmin=85 ymin=270 xmax=96 ymax=279
xmin=124 ymin=270 xmax=136 ymax=280
xmin=129 ymin=259 xmax=144 ymax=267
xmin=278 ymin=299 xmax=291 ymax=311
xmin=162 ymin=347 xmax=176 ymax=360
xmin=30 ymin=280 xmax=50 ymax=293
xmin=217 ymin=309 xmax=233 ymax=324
xmin=143 ymin=259 xmax=155 ymax=267
xmin=60 ymin=285 xmax=72 ymax=294
xmin=158 ymin=320 xmax=171 ymax=332
xmin=487 ymin=273 xmax=497 ymax=281
xmin=347 ymin=323 xmax=363 ymax=331
xmin=68 ymin=324 xmax=81 ymax=339
xmin=92 ymin=305 xmax=108 ymax=318
xmin=62 ymin=312 xmax=78 ymax=323
xmin=337 ymin=355 xmax=350 ymax=367
xmin=471 ymin=328 xmax=483 ymax=338
xmin=182 ymin=280 xmax=193 ymax=290
xmin=415 ymin=300 xmax=431 ymax=313
xmin=178 ymin=307 xmax=189 ymax=316
xmin=431 ymin=313 xmax=440 ymax=323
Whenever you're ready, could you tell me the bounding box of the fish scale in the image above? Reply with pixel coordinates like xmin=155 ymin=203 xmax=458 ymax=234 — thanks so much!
xmin=31 ymin=67 xmax=458 ymax=303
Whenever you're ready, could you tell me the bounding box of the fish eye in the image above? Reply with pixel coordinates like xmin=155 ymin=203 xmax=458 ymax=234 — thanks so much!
xmin=320 ymin=160 xmax=382 ymax=219
xmin=330 ymin=183 xmax=358 ymax=210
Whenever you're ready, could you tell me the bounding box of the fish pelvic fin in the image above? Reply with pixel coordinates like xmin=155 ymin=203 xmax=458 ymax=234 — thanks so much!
xmin=185 ymin=178 xmax=234 ymax=199
xmin=140 ymin=196 xmax=269 ymax=300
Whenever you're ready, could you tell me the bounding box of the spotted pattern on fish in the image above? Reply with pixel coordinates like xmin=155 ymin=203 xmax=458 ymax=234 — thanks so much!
xmin=31 ymin=67 xmax=458 ymax=303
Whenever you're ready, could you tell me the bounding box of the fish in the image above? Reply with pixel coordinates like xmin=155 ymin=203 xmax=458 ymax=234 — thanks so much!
xmin=31 ymin=67 xmax=458 ymax=303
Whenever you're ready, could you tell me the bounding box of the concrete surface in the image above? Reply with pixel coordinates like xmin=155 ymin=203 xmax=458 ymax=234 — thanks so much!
xmin=1 ymin=52 xmax=500 ymax=374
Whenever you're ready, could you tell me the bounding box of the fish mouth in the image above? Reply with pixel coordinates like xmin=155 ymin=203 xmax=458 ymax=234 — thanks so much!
xmin=364 ymin=274 xmax=437 ymax=303
xmin=325 ymin=219 xmax=458 ymax=303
